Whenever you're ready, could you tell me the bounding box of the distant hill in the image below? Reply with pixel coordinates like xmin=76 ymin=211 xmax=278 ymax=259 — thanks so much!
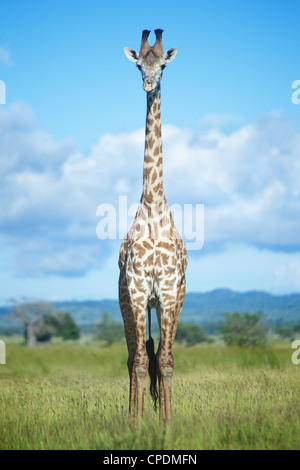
xmin=1 ymin=289 xmax=299 ymax=330
xmin=182 ymin=289 xmax=300 ymax=325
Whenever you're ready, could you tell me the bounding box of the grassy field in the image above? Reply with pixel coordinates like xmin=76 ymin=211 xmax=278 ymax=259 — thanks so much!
xmin=0 ymin=341 xmax=299 ymax=450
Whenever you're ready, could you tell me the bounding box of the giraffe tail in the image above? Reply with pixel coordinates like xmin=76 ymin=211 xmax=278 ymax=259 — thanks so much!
xmin=146 ymin=307 xmax=158 ymax=411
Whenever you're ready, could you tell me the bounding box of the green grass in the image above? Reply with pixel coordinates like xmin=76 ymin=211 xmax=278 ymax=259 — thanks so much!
xmin=0 ymin=342 xmax=299 ymax=450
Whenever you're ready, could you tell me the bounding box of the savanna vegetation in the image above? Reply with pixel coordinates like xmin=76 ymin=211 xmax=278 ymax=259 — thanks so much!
xmin=0 ymin=303 xmax=300 ymax=450
xmin=0 ymin=341 xmax=299 ymax=449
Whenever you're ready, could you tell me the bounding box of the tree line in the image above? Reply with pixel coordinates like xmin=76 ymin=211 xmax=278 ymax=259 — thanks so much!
xmin=4 ymin=300 xmax=300 ymax=348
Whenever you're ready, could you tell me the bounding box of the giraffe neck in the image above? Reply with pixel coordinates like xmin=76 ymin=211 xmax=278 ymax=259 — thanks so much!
xmin=142 ymin=85 xmax=164 ymax=204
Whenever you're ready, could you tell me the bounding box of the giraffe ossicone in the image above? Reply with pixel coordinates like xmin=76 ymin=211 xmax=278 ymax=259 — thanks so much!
xmin=119 ymin=29 xmax=188 ymax=423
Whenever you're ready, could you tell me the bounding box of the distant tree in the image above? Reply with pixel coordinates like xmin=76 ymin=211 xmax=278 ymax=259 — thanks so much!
xmin=201 ymin=321 xmax=222 ymax=335
xmin=9 ymin=299 xmax=53 ymax=348
xmin=219 ymin=312 xmax=267 ymax=347
xmin=95 ymin=312 xmax=124 ymax=346
xmin=41 ymin=311 xmax=80 ymax=341
xmin=294 ymin=324 xmax=300 ymax=334
xmin=35 ymin=321 xmax=56 ymax=342
xmin=275 ymin=326 xmax=295 ymax=340
xmin=175 ymin=322 xmax=211 ymax=346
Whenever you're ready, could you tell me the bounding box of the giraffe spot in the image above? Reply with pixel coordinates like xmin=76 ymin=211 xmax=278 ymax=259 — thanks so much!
xmin=154 ymin=125 xmax=161 ymax=138
xmin=144 ymin=253 xmax=154 ymax=266
xmin=156 ymin=255 xmax=162 ymax=267
xmin=152 ymin=102 xmax=157 ymax=113
xmin=144 ymin=155 xmax=154 ymax=163
xmin=142 ymin=240 xmax=153 ymax=250
xmin=155 ymin=112 xmax=161 ymax=120
xmin=161 ymin=253 xmax=170 ymax=265
xmin=133 ymin=243 xmax=146 ymax=258
xmin=157 ymin=241 xmax=175 ymax=252
xmin=135 ymin=222 xmax=147 ymax=238
xmin=153 ymin=182 xmax=161 ymax=193
xmin=144 ymin=167 xmax=151 ymax=179
xmin=163 ymin=292 xmax=175 ymax=301
xmin=170 ymin=256 xmax=176 ymax=265
xmin=165 ymin=266 xmax=175 ymax=276
xmin=134 ymin=267 xmax=142 ymax=276
xmin=153 ymin=145 xmax=160 ymax=156
xmin=164 ymin=279 xmax=175 ymax=288
xmin=146 ymin=205 xmax=153 ymax=218
xmin=151 ymin=170 xmax=157 ymax=184
xmin=148 ymin=136 xmax=155 ymax=149
xmin=135 ymin=278 xmax=144 ymax=289
xmin=144 ymin=192 xmax=154 ymax=203
xmin=157 ymin=156 xmax=163 ymax=167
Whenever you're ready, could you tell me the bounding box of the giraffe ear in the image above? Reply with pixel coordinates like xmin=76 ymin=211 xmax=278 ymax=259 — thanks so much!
xmin=164 ymin=47 xmax=177 ymax=63
xmin=124 ymin=47 xmax=139 ymax=62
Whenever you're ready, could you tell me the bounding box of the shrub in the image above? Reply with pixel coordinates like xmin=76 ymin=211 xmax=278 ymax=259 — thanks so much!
xmin=175 ymin=322 xmax=212 ymax=346
xmin=219 ymin=312 xmax=267 ymax=347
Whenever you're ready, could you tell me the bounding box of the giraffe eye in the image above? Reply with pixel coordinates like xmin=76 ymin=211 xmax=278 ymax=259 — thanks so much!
xmin=136 ymin=64 xmax=142 ymax=71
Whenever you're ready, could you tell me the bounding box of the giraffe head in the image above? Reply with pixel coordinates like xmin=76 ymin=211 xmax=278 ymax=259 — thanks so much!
xmin=124 ymin=29 xmax=177 ymax=93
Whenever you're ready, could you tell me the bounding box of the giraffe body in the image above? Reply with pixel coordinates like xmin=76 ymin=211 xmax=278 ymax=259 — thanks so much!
xmin=119 ymin=30 xmax=187 ymax=423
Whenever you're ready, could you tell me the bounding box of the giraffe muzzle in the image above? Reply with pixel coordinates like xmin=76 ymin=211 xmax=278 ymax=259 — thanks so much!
xmin=143 ymin=79 xmax=156 ymax=93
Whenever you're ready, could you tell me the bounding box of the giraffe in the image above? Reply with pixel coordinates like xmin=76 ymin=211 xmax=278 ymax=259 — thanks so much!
xmin=118 ymin=29 xmax=188 ymax=423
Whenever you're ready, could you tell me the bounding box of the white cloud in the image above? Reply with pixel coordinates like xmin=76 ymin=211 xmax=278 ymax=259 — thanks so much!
xmin=162 ymin=115 xmax=300 ymax=249
xmin=1 ymin=101 xmax=300 ymax=278
xmin=273 ymin=259 xmax=300 ymax=293
xmin=0 ymin=102 xmax=145 ymax=275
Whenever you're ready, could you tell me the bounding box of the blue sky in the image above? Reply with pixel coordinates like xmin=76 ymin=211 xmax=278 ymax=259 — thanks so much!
xmin=0 ymin=0 xmax=300 ymax=304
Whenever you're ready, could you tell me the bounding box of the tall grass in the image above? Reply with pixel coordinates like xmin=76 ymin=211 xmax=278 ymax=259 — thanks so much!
xmin=0 ymin=342 xmax=299 ymax=450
